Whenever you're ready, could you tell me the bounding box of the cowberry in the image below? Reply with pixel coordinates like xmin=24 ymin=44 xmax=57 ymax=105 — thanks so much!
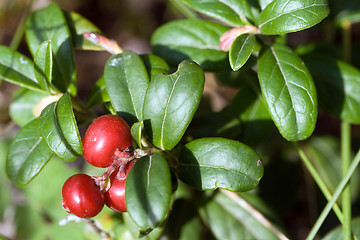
xmin=104 ymin=160 xmax=136 ymax=212
xmin=62 ymin=174 xmax=104 ymax=218
xmin=82 ymin=115 xmax=133 ymax=168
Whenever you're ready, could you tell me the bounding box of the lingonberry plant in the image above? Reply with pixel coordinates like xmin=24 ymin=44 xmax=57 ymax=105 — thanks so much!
xmin=1 ymin=0 xmax=360 ymax=239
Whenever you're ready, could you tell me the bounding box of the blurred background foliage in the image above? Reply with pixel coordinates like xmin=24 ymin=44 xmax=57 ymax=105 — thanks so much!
xmin=1 ymin=0 xmax=360 ymax=239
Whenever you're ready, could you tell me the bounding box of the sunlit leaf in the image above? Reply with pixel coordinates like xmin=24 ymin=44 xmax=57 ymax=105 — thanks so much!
xmin=143 ymin=60 xmax=204 ymax=150
xmin=6 ymin=118 xmax=53 ymax=187
xmin=178 ymin=138 xmax=263 ymax=191
xmin=257 ymin=43 xmax=317 ymax=141
xmin=259 ymin=0 xmax=329 ymax=34
xmin=26 ymin=3 xmax=77 ymax=95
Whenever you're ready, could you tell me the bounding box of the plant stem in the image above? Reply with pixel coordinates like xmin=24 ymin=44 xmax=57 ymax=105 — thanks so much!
xmin=294 ymin=143 xmax=344 ymax=223
xmin=342 ymin=121 xmax=352 ymax=240
xmin=306 ymin=148 xmax=360 ymax=240
xmin=342 ymin=19 xmax=352 ymax=240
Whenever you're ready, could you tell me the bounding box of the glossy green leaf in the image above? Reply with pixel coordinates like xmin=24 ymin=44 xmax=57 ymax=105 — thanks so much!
xmin=131 ymin=121 xmax=145 ymax=149
xmin=143 ymin=60 xmax=204 ymax=150
xmin=225 ymin=81 xmax=273 ymax=146
xmin=126 ymin=154 xmax=172 ymax=233
xmin=323 ymin=217 xmax=360 ymax=240
xmin=104 ymin=51 xmax=150 ymax=124
xmin=259 ymin=0 xmax=329 ymax=34
xmin=151 ymin=19 xmax=230 ymax=71
xmin=199 ymin=191 xmax=287 ymax=240
xmin=140 ymin=54 xmax=169 ymax=79
xmin=178 ymin=138 xmax=263 ymax=191
xmin=34 ymin=40 xmax=53 ymax=93
xmin=6 ymin=118 xmax=53 ymax=187
xmin=257 ymin=43 xmax=317 ymax=141
xmin=9 ymin=88 xmax=49 ymax=127
xmin=87 ymin=76 xmax=109 ymax=108
xmin=38 ymin=93 xmax=82 ymax=161
xmin=26 ymin=3 xmax=76 ymax=95
xmin=184 ymin=0 xmax=254 ymax=26
xmin=186 ymin=111 xmax=241 ymax=139
xmin=0 ymin=46 xmax=41 ymax=91
xmin=229 ymin=34 xmax=255 ymax=71
xmin=303 ymin=55 xmax=360 ymax=124
xmin=63 ymin=11 xmax=103 ymax=50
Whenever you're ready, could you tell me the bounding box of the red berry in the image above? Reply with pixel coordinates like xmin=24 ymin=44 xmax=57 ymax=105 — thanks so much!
xmin=62 ymin=174 xmax=105 ymax=218
xmin=83 ymin=115 xmax=133 ymax=168
xmin=104 ymin=160 xmax=136 ymax=212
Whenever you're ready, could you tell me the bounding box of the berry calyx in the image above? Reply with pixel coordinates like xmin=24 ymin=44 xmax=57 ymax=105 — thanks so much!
xmin=104 ymin=160 xmax=136 ymax=212
xmin=82 ymin=115 xmax=133 ymax=168
xmin=62 ymin=174 xmax=105 ymax=218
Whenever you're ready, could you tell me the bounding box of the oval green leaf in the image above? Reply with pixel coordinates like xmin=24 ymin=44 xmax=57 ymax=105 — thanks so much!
xmin=6 ymin=118 xmax=53 ymax=187
xmin=126 ymin=154 xmax=172 ymax=233
xmin=26 ymin=3 xmax=76 ymax=95
xmin=229 ymin=34 xmax=255 ymax=71
xmin=38 ymin=93 xmax=82 ymax=161
xmin=178 ymin=137 xmax=264 ymax=191
xmin=199 ymin=191 xmax=288 ymax=240
xmin=259 ymin=0 xmax=329 ymax=34
xmin=104 ymin=51 xmax=150 ymax=124
xmin=303 ymin=55 xmax=360 ymax=124
xmin=257 ymin=43 xmax=317 ymax=141
xmin=184 ymin=0 xmax=254 ymax=26
xmin=34 ymin=40 xmax=53 ymax=93
xmin=151 ymin=19 xmax=230 ymax=72
xmin=0 ymin=46 xmax=41 ymax=91
xmin=143 ymin=60 xmax=205 ymax=150
xmin=9 ymin=88 xmax=49 ymax=127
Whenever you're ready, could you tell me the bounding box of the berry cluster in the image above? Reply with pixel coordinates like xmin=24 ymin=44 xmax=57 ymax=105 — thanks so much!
xmin=62 ymin=115 xmax=135 ymax=218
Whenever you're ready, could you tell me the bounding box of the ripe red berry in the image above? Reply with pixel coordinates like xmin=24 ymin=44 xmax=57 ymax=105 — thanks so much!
xmin=62 ymin=174 xmax=105 ymax=218
xmin=104 ymin=160 xmax=136 ymax=212
xmin=83 ymin=115 xmax=133 ymax=168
